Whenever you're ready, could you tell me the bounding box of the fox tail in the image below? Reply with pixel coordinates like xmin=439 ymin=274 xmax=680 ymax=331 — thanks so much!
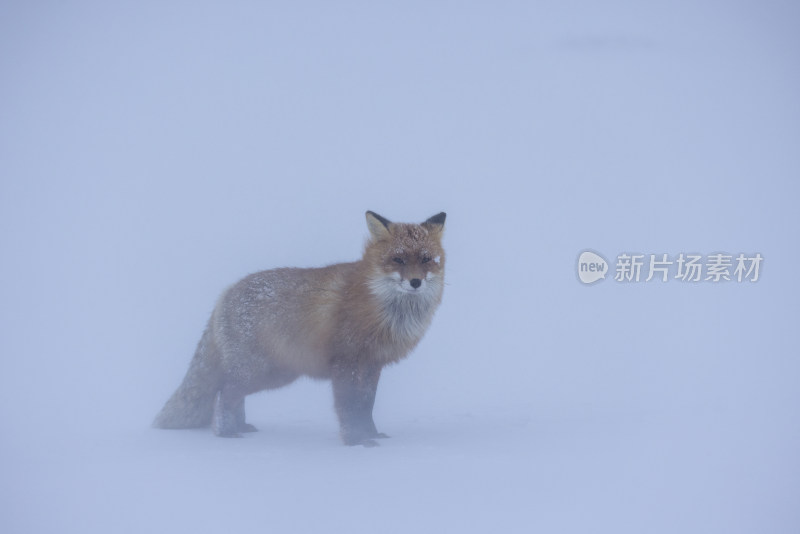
xmin=152 ymin=325 xmax=220 ymax=429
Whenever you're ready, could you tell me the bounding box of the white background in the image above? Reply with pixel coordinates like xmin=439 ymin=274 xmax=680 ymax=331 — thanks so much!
xmin=2 ymin=1 xmax=798 ymax=532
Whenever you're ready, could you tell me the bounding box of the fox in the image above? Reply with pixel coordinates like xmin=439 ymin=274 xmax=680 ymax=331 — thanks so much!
xmin=153 ymin=211 xmax=446 ymax=446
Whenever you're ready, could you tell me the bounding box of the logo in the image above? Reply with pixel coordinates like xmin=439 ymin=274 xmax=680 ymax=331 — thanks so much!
xmin=577 ymin=250 xmax=763 ymax=285
xmin=577 ymin=250 xmax=609 ymax=284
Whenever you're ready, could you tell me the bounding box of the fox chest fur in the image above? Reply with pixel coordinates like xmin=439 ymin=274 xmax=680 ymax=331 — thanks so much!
xmin=154 ymin=211 xmax=446 ymax=446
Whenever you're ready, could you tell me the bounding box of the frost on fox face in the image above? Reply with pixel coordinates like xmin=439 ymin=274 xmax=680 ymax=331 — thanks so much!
xmin=153 ymin=210 xmax=446 ymax=447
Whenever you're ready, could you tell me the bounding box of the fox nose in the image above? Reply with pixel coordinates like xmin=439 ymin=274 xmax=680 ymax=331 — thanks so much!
xmin=410 ymin=278 xmax=422 ymax=289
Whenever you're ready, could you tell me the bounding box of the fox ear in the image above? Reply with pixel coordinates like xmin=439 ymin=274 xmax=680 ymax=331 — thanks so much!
xmin=422 ymin=212 xmax=446 ymax=235
xmin=366 ymin=211 xmax=392 ymax=240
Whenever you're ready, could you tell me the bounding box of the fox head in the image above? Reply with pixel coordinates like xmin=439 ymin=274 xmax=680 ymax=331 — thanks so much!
xmin=364 ymin=211 xmax=446 ymax=301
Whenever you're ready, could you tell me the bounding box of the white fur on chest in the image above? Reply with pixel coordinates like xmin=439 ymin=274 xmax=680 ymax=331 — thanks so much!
xmin=368 ymin=272 xmax=442 ymax=345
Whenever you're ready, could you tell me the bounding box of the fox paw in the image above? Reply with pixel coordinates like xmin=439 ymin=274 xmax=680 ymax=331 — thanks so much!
xmin=215 ymin=431 xmax=243 ymax=438
xmin=342 ymin=431 xmax=389 ymax=447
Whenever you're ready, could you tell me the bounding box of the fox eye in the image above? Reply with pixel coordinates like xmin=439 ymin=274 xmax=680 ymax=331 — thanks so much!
xmin=421 ymin=256 xmax=432 ymax=264
xmin=393 ymin=257 xmax=405 ymax=265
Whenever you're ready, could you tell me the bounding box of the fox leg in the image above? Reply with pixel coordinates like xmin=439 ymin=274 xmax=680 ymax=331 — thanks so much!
xmin=212 ymin=386 xmax=257 ymax=437
xmin=332 ymin=361 xmax=388 ymax=446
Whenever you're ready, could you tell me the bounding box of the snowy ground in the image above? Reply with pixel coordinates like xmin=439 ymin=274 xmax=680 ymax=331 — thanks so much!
xmin=2 ymin=2 xmax=799 ymax=533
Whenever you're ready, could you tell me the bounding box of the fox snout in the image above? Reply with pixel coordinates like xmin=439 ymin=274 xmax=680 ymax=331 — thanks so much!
xmin=401 ymin=276 xmax=423 ymax=292
xmin=399 ymin=273 xmax=434 ymax=293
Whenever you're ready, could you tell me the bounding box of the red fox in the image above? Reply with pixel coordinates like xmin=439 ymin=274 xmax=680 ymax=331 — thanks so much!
xmin=153 ymin=211 xmax=446 ymax=446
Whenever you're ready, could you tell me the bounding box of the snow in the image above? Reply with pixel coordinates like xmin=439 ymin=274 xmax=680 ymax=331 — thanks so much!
xmin=2 ymin=1 xmax=799 ymax=533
